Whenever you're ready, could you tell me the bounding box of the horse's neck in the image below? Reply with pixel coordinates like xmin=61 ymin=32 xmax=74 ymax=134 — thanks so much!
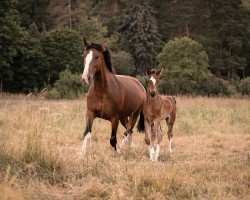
xmin=92 ymin=66 xmax=114 ymax=96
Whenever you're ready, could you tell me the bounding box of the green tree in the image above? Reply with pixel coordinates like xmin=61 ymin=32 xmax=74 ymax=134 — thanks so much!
xmin=206 ymin=0 xmax=248 ymax=80
xmin=157 ymin=37 xmax=210 ymax=94
xmin=0 ymin=0 xmax=40 ymax=92
xmin=41 ymin=28 xmax=83 ymax=84
xmin=17 ymin=0 xmax=51 ymax=31
xmin=112 ymin=51 xmax=134 ymax=75
xmin=78 ymin=17 xmax=107 ymax=41
xmin=118 ymin=1 xmax=163 ymax=75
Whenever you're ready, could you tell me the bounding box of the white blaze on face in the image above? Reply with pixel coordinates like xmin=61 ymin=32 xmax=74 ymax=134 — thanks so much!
xmin=82 ymin=50 xmax=93 ymax=84
xmin=149 ymin=76 xmax=156 ymax=86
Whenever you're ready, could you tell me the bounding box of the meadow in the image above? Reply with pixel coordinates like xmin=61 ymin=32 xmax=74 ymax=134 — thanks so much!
xmin=0 ymin=95 xmax=249 ymax=199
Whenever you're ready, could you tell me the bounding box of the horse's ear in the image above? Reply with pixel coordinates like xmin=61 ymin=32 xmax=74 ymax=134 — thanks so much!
xmin=84 ymin=37 xmax=89 ymax=48
xmin=146 ymin=68 xmax=151 ymax=76
xmin=156 ymin=68 xmax=163 ymax=76
xmin=100 ymin=40 xmax=108 ymax=52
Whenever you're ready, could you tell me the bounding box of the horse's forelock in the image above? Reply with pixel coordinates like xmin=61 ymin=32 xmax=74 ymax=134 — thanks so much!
xmin=86 ymin=43 xmax=115 ymax=74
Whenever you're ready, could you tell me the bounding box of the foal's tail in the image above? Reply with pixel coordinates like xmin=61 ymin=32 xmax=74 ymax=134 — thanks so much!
xmin=137 ymin=112 xmax=145 ymax=133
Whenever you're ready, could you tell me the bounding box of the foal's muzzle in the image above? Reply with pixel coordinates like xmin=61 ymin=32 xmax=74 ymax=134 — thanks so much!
xmin=150 ymin=91 xmax=156 ymax=98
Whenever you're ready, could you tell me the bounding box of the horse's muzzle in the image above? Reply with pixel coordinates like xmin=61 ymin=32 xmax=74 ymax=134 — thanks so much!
xmin=82 ymin=73 xmax=90 ymax=85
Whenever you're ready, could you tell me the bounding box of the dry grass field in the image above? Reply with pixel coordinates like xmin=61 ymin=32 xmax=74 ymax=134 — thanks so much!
xmin=0 ymin=95 xmax=249 ymax=199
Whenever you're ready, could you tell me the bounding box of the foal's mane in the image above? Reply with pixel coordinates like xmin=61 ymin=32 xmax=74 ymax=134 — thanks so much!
xmin=86 ymin=43 xmax=115 ymax=73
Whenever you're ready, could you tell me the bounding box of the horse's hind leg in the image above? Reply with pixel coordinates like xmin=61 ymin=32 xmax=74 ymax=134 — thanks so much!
xmin=166 ymin=118 xmax=174 ymax=153
xmin=127 ymin=108 xmax=142 ymax=147
xmin=82 ymin=111 xmax=95 ymax=157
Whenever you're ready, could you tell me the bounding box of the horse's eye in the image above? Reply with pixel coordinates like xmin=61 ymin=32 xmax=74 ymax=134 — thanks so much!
xmin=95 ymin=56 xmax=99 ymax=59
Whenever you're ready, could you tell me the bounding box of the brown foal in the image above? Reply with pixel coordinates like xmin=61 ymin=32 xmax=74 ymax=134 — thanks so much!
xmin=138 ymin=68 xmax=176 ymax=161
xmin=81 ymin=39 xmax=146 ymax=156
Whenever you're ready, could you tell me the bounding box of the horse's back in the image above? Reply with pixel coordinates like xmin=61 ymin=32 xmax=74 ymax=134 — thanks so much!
xmin=115 ymin=75 xmax=146 ymax=114
xmin=116 ymin=75 xmax=146 ymax=97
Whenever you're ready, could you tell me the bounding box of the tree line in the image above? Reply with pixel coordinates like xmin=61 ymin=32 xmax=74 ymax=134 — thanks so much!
xmin=0 ymin=0 xmax=249 ymax=97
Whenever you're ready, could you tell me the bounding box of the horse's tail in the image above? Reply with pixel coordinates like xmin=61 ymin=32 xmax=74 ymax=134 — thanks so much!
xmin=137 ymin=112 xmax=145 ymax=133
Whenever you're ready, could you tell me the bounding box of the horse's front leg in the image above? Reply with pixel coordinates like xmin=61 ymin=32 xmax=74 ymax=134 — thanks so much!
xmin=110 ymin=116 xmax=119 ymax=151
xmin=82 ymin=111 xmax=95 ymax=157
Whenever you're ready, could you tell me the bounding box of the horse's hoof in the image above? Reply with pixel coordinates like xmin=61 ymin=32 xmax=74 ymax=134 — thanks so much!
xmin=117 ymin=149 xmax=121 ymax=154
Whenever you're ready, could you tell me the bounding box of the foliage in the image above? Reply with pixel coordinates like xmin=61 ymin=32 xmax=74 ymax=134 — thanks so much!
xmin=237 ymin=77 xmax=250 ymax=95
xmin=118 ymin=1 xmax=163 ymax=75
xmin=41 ymin=28 xmax=83 ymax=84
xmin=78 ymin=17 xmax=107 ymax=41
xmin=157 ymin=37 xmax=211 ymax=94
xmin=46 ymin=69 xmax=88 ymax=99
xmin=112 ymin=51 xmax=134 ymax=75
xmin=0 ymin=0 xmax=249 ymax=96
xmin=17 ymin=0 xmax=51 ymax=31
xmin=0 ymin=0 xmax=22 ymax=87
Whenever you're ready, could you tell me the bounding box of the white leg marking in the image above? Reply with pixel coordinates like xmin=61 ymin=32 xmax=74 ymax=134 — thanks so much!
xmin=128 ymin=134 xmax=136 ymax=148
xmin=82 ymin=50 xmax=93 ymax=84
xmin=149 ymin=146 xmax=155 ymax=161
xmin=117 ymin=135 xmax=128 ymax=153
xmin=155 ymin=144 xmax=160 ymax=161
xmin=82 ymin=132 xmax=91 ymax=157
xmin=169 ymin=138 xmax=173 ymax=153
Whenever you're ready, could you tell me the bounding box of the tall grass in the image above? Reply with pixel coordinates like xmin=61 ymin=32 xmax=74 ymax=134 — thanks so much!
xmin=0 ymin=96 xmax=249 ymax=199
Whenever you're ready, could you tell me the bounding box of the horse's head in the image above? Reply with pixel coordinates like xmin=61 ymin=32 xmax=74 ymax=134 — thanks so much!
xmin=82 ymin=38 xmax=115 ymax=85
xmin=146 ymin=68 xmax=163 ymax=98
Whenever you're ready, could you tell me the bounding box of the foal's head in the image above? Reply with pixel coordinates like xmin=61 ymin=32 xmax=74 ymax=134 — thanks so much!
xmin=146 ymin=68 xmax=163 ymax=98
xmin=82 ymin=38 xmax=115 ymax=84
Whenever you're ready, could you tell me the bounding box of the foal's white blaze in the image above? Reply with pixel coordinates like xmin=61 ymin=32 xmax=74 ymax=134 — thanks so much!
xmin=82 ymin=50 xmax=93 ymax=84
xmin=169 ymin=138 xmax=173 ymax=153
xmin=82 ymin=132 xmax=91 ymax=156
xmin=149 ymin=76 xmax=156 ymax=86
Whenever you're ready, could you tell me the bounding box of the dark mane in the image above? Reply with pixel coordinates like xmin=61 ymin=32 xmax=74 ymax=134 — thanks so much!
xmin=86 ymin=43 xmax=115 ymax=73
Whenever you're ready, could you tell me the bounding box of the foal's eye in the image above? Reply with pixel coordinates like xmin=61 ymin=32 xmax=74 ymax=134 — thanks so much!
xmin=95 ymin=56 xmax=99 ymax=60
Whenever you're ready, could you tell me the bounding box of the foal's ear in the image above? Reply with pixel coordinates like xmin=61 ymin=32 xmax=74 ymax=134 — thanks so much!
xmin=156 ymin=68 xmax=163 ymax=76
xmin=146 ymin=68 xmax=151 ymax=76
xmin=84 ymin=37 xmax=89 ymax=48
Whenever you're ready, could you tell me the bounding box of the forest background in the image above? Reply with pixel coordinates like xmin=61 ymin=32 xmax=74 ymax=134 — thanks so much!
xmin=1 ymin=0 xmax=250 ymax=98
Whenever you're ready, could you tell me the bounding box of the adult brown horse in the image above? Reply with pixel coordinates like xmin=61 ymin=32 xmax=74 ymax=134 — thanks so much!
xmin=81 ymin=39 xmax=146 ymax=156
xmin=137 ymin=68 xmax=176 ymax=161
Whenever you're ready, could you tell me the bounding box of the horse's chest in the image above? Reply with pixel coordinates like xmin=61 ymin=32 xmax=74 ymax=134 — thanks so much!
xmin=88 ymin=97 xmax=116 ymax=119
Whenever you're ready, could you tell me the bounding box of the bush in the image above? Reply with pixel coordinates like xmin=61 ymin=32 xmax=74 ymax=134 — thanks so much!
xmin=237 ymin=77 xmax=250 ymax=95
xmin=112 ymin=51 xmax=135 ymax=75
xmin=157 ymin=37 xmax=211 ymax=95
xmin=198 ymin=76 xmax=236 ymax=96
xmin=46 ymin=69 xmax=88 ymax=99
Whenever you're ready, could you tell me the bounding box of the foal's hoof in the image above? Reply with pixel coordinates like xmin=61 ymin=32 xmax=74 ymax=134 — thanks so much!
xmin=130 ymin=142 xmax=136 ymax=149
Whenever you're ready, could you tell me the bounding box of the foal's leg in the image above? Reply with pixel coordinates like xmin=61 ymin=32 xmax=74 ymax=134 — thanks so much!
xmin=166 ymin=118 xmax=174 ymax=153
xmin=82 ymin=111 xmax=95 ymax=157
xmin=110 ymin=116 xmax=119 ymax=151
